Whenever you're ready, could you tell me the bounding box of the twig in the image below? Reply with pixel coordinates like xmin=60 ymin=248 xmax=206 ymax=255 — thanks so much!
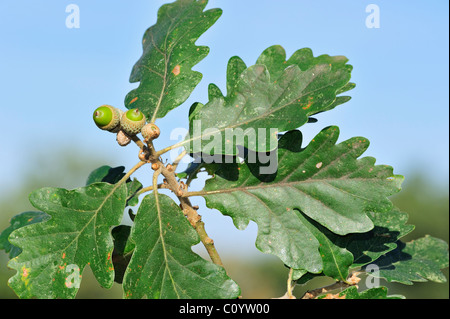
xmin=286 ymin=268 xmax=296 ymax=299
xmin=147 ymin=140 xmax=224 ymax=267
xmin=172 ymin=150 xmax=187 ymax=171
xmin=134 ymin=183 xmax=168 ymax=197
xmin=155 ymin=140 xmax=185 ymax=157
xmin=123 ymin=160 xmax=147 ymax=181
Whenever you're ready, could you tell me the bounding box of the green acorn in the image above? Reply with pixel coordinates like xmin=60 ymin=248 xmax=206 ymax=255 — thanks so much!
xmin=121 ymin=109 xmax=146 ymax=136
xmin=141 ymin=123 xmax=160 ymax=142
xmin=93 ymin=105 xmax=121 ymax=132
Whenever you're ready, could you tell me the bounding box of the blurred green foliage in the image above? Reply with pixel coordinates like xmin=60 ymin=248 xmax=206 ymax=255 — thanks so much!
xmin=0 ymin=148 xmax=448 ymax=299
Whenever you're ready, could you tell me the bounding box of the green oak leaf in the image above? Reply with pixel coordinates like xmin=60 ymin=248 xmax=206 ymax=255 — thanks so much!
xmin=365 ymin=235 xmax=449 ymax=285
xmin=123 ymin=193 xmax=240 ymax=299
xmin=347 ymin=208 xmax=414 ymax=268
xmin=7 ymin=182 xmax=128 ymax=298
xmin=194 ymin=127 xmax=403 ymax=272
xmin=207 ymin=46 xmax=355 ymax=112
xmin=255 ymin=45 xmax=355 ymax=114
xmin=124 ymin=0 xmax=222 ymax=122
xmin=294 ymin=210 xmax=354 ymax=281
xmin=0 ymin=211 xmax=50 ymax=259
xmin=292 ymin=207 xmax=414 ymax=282
xmin=184 ymin=45 xmax=353 ymax=155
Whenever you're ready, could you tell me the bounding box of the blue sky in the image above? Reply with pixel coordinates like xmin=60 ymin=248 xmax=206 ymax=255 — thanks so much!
xmin=0 ymin=1 xmax=448 ymax=257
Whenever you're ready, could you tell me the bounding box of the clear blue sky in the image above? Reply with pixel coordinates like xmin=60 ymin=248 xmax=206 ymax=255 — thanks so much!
xmin=0 ymin=1 xmax=448 ymax=257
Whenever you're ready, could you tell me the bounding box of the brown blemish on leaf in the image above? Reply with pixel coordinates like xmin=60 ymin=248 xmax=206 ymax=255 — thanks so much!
xmin=302 ymin=97 xmax=314 ymax=110
xmin=22 ymin=266 xmax=29 ymax=278
xmin=172 ymin=65 xmax=181 ymax=76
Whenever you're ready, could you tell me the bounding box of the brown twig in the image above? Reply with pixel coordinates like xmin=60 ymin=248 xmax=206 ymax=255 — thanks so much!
xmin=145 ymin=140 xmax=224 ymax=267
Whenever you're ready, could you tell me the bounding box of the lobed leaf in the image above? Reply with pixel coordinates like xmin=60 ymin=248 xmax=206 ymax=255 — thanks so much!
xmin=195 ymin=127 xmax=403 ymax=272
xmin=124 ymin=0 xmax=222 ymax=122
xmin=7 ymin=182 xmax=128 ymax=298
xmin=0 ymin=211 xmax=50 ymax=259
xmin=347 ymin=208 xmax=414 ymax=268
xmin=1 ymin=165 xmax=142 ymax=298
xmin=184 ymin=45 xmax=353 ymax=155
xmin=294 ymin=211 xmax=354 ymax=281
xmin=292 ymin=207 xmax=414 ymax=282
xmin=365 ymin=235 xmax=449 ymax=285
xmin=123 ymin=193 xmax=240 ymax=299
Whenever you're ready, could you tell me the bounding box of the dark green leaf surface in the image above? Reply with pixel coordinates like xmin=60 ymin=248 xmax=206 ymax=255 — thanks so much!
xmin=124 ymin=0 xmax=222 ymax=122
xmin=294 ymin=211 xmax=354 ymax=281
xmin=7 ymin=182 xmax=128 ymax=298
xmin=365 ymin=235 xmax=449 ymax=285
xmin=348 ymin=208 xmax=414 ymax=267
xmin=0 ymin=212 xmax=50 ymax=259
xmin=185 ymin=45 xmax=353 ymax=155
xmin=123 ymin=193 xmax=240 ymax=299
xmin=292 ymin=208 xmax=414 ymax=282
xmin=198 ymin=127 xmax=403 ymax=272
xmin=256 ymin=46 xmax=355 ymax=116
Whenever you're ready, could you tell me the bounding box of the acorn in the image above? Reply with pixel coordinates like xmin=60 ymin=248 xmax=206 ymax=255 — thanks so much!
xmin=141 ymin=123 xmax=160 ymax=142
xmin=121 ymin=108 xmax=146 ymax=136
xmin=93 ymin=105 xmax=121 ymax=132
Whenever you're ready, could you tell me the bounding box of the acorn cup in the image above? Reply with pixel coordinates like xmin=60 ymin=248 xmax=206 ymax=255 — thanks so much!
xmin=141 ymin=123 xmax=160 ymax=142
xmin=93 ymin=105 xmax=121 ymax=132
xmin=120 ymin=108 xmax=146 ymax=136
